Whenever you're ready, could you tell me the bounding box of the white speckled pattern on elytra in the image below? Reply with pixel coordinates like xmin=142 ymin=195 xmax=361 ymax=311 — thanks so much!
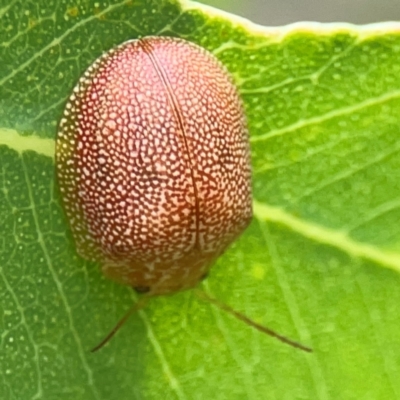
xmin=56 ymin=36 xmax=252 ymax=295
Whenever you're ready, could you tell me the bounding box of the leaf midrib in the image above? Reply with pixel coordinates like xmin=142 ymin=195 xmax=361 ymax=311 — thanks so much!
xmin=2 ymin=130 xmax=399 ymax=274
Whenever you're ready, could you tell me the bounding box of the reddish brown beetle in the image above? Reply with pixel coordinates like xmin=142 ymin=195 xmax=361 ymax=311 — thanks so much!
xmin=56 ymin=36 xmax=311 ymax=352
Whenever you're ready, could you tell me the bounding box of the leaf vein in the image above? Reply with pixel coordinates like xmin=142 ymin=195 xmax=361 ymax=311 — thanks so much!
xmin=259 ymin=221 xmax=329 ymax=399
xmin=297 ymin=138 xmax=400 ymax=201
xmin=137 ymin=308 xmax=187 ymax=400
xmin=21 ymin=155 xmax=101 ymax=400
xmin=250 ymin=89 xmax=400 ymax=143
xmin=0 ymin=0 xmax=128 ymax=87
xmin=253 ymin=200 xmax=400 ymax=273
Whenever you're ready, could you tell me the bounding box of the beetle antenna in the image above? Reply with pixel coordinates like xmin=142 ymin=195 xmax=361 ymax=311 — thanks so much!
xmin=90 ymin=296 xmax=149 ymax=352
xmin=193 ymin=289 xmax=312 ymax=353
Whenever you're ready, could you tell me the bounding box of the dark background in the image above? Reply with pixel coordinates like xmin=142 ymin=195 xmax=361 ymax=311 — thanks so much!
xmin=197 ymin=0 xmax=400 ymax=25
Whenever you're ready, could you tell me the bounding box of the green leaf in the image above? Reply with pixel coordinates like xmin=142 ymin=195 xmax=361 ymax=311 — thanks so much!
xmin=2 ymin=0 xmax=400 ymax=398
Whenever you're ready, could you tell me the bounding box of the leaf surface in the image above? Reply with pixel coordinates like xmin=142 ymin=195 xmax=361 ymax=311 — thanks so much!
xmin=1 ymin=1 xmax=400 ymax=399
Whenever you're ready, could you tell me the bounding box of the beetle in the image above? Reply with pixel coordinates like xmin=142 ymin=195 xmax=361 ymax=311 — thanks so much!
xmin=56 ymin=36 xmax=311 ymax=353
